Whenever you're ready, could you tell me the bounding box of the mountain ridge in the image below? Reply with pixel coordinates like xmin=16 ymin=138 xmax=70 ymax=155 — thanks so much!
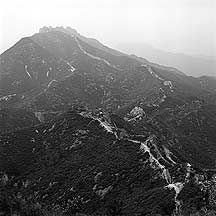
xmin=116 ymin=42 xmax=216 ymax=77
xmin=0 ymin=26 xmax=216 ymax=215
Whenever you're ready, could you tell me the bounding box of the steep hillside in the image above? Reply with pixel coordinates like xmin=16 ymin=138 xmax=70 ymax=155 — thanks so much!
xmin=1 ymin=27 xmax=216 ymax=111
xmin=0 ymin=110 xmax=216 ymax=215
xmin=0 ymin=27 xmax=216 ymax=215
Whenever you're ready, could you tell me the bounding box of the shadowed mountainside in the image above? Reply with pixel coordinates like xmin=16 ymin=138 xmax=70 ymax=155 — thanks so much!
xmin=0 ymin=27 xmax=216 ymax=215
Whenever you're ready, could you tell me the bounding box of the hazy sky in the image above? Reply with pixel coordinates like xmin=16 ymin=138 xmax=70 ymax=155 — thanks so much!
xmin=0 ymin=0 xmax=215 ymax=57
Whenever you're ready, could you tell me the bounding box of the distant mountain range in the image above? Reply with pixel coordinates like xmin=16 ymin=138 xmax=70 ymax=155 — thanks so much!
xmin=116 ymin=42 xmax=216 ymax=77
xmin=0 ymin=26 xmax=216 ymax=215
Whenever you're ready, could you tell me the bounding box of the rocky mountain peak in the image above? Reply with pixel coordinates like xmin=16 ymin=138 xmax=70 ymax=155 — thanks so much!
xmin=39 ymin=26 xmax=79 ymax=36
